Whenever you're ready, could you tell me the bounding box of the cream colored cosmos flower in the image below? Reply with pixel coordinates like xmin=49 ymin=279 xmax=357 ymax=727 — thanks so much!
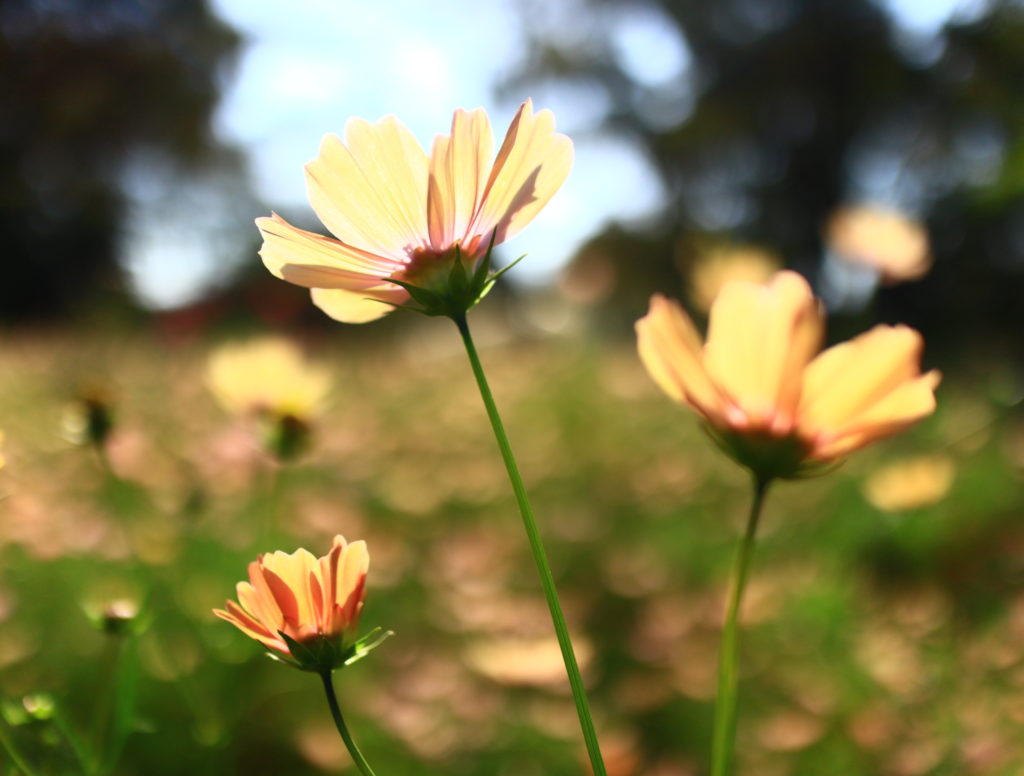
xmin=206 ymin=337 xmax=330 ymax=422
xmin=256 ymin=100 xmax=573 ymax=323
xmin=636 ymin=271 xmax=940 ymax=478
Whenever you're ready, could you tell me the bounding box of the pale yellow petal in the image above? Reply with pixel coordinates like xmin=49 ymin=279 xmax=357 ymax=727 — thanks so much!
xmin=810 ymin=370 xmax=940 ymax=459
xmin=427 ymin=108 xmax=493 ymax=250
xmin=469 ymin=99 xmax=573 ymax=245
xmin=703 ymin=271 xmax=821 ymax=430
xmin=257 ymin=213 xmax=402 ymax=289
xmin=766 ymin=273 xmax=823 ymax=431
xmin=636 ymin=294 xmax=724 ymax=421
xmin=311 ymin=286 xmax=407 ymax=324
xmin=799 ymin=325 xmax=925 ymax=436
xmin=305 ymin=117 xmax=429 ymax=257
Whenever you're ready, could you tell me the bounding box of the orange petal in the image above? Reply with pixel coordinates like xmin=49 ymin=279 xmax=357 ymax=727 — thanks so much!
xmin=305 ymin=117 xmax=429 ymax=257
xmin=427 ymin=108 xmax=493 ymax=250
xmin=636 ymin=294 xmax=723 ymax=421
xmin=703 ymin=271 xmax=822 ymax=431
xmin=236 ymin=580 xmax=281 ymax=634
xmin=470 ymin=99 xmax=573 ymax=245
xmin=260 ymin=567 xmax=300 ymax=626
xmin=216 ymin=602 xmax=286 ymax=652
xmin=336 ymin=540 xmax=369 ymax=609
xmin=311 ymin=286 xmax=407 ymax=324
xmin=257 ymin=213 xmax=403 ymax=289
xmin=308 ymin=569 xmax=324 ymax=628
xmin=799 ymin=325 xmax=926 ymax=437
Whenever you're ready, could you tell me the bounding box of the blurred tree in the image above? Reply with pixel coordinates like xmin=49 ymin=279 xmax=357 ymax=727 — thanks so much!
xmin=0 ymin=0 xmax=242 ymax=321
xmin=508 ymin=0 xmax=1024 ymax=358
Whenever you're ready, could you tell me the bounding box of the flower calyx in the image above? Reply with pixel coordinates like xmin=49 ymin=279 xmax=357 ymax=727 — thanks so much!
xmin=386 ymin=236 xmax=524 ymax=320
xmin=269 ymin=626 xmax=393 ymax=674
xmin=703 ymin=424 xmax=841 ymax=482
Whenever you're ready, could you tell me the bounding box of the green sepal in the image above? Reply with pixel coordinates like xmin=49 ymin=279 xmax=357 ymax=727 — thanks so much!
xmin=386 ymin=277 xmax=445 ymax=310
xmin=702 ymin=423 xmax=826 ymax=481
xmin=487 ymin=253 xmax=527 ymax=285
xmin=270 ymin=628 xmax=392 ymax=674
xmin=448 ymin=245 xmax=470 ymax=297
xmin=343 ymin=627 xmax=394 ymax=667
xmin=276 ymin=631 xmax=320 ymax=671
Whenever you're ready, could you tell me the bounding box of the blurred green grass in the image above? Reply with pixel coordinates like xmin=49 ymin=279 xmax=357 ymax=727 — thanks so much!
xmin=1 ymin=320 xmax=1023 ymax=775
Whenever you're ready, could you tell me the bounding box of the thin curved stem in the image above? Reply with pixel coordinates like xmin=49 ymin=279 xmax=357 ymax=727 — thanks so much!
xmin=453 ymin=314 xmax=607 ymax=776
xmin=710 ymin=475 xmax=771 ymax=776
xmin=319 ymin=672 xmax=376 ymax=776
xmin=0 ymin=721 xmax=39 ymax=776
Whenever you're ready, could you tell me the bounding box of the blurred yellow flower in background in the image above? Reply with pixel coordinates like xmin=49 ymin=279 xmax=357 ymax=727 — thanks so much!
xmin=465 ymin=635 xmax=593 ymax=688
xmin=688 ymin=243 xmax=781 ymax=313
xmin=214 ymin=536 xmax=371 ymax=672
xmin=863 ymin=455 xmax=955 ymax=512
xmin=256 ymin=99 xmax=573 ymax=323
xmin=826 ymin=205 xmax=931 ymax=284
xmin=206 ymin=337 xmax=330 ymax=422
xmin=636 ymin=271 xmax=940 ymax=478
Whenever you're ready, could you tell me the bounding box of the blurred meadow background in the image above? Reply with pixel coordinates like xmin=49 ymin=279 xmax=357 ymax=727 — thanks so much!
xmin=4 ymin=0 xmax=1024 ymax=774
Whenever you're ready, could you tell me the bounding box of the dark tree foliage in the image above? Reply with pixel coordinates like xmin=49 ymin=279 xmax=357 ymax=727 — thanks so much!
xmin=0 ymin=0 xmax=241 ymax=321
xmin=508 ymin=0 xmax=1024 ymax=358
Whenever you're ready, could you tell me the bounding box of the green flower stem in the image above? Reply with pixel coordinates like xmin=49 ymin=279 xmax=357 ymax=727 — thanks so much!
xmin=453 ymin=313 xmax=607 ymax=776
xmin=711 ymin=475 xmax=771 ymax=776
xmin=0 ymin=721 xmax=39 ymax=776
xmin=52 ymin=707 xmax=96 ymax=774
xmin=97 ymin=635 xmax=138 ymax=776
xmin=319 ymin=672 xmax=376 ymax=776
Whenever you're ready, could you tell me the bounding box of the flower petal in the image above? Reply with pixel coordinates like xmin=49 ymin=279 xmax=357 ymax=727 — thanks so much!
xmin=215 ymin=602 xmax=287 ymax=653
xmin=636 ymin=294 xmax=724 ymax=421
xmin=810 ymin=370 xmax=940 ymax=459
xmin=311 ymin=286 xmax=407 ymax=324
xmin=798 ymin=324 xmax=927 ymax=437
xmin=704 ymin=271 xmax=822 ymax=431
xmin=236 ymin=580 xmax=281 ymax=635
xmin=470 ymin=99 xmax=573 ymax=245
xmin=305 ymin=117 xmax=429 ymax=257
xmin=257 ymin=213 xmax=403 ymax=289
xmin=427 ymin=108 xmax=494 ymax=251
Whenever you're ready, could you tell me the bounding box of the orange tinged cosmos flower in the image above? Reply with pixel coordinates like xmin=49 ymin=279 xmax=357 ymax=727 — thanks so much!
xmin=636 ymin=271 xmax=940 ymax=478
xmin=256 ymin=100 xmax=573 ymax=323
xmin=214 ymin=536 xmax=378 ymax=672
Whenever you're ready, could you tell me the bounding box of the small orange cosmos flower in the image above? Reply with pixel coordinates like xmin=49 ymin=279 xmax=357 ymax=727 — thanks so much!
xmin=256 ymin=100 xmax=573 ymax=323
xmin=215 ymin=536 xmax=383 ymax=672
xmin=636 ymin=270 xmax=940 ymax=478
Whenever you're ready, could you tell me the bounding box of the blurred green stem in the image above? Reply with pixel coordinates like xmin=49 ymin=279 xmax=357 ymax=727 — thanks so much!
xmin=91 ymin=633 xmax=138 ymax=776
xmin=453 ymin=313 xmax=608 ymax=776
xmin=319 ymin=672 xmax=376 ymax=776
xmin=52 ymin=706 xmax=95 ymax=774
xmin=0 ymin=722 xmax=38 ymax=776
xmin=710 ymin=475 xmax=771 ymax=776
